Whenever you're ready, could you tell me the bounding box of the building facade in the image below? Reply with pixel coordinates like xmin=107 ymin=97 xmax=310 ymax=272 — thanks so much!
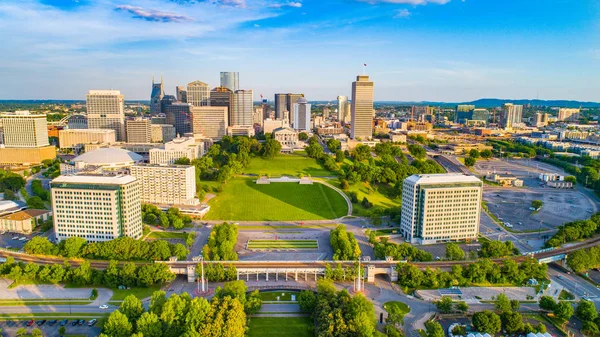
xmin=126 ymin=118 xmax=152 ymax=143
xmin=150 ymin=76 xmax=164 ymax=114
xmin=149 ymin=136 xmax=203 ymax=165
xmin=274 ymin=93 xmax=304 ymax=121
xmin=176 ymin=86 xmax=187 ymax=103
xmin=165 ymin=103 xmax=193 ymax=136
xmin=130 ymin=164 xmax=199 ymax=206
xmin=227 ymin=125 xmax=255 ymax=137
xmin=337 ymin=96 xmax=348 ymax=122
xmin=220 ymin=72 xmax=239 ymax=92
xmin=0 ymin=209 xmax=52 ymax=234
xmin=293 ymin=97 xmax=311 ymax=131
xmin=210 ymin=87 xmax=233 ymax=125
xmin=273 ymin=127 xmax=298 ymax=153
xmin=86 ymin=90 xmax=126 ymax=141
xmin=151 ymin=124 xmax=176 ymax=143
xmin=187 ymin=81 xmax=210 ymax=107
xmin=58 ymin=129 xmax=116 ymax=149
xmin=350 ymin=75 xmax=374 ymax=140
xmin=232 ymin=90 xmax=253 ymax=126
xmin=191 ymin=106 xmax=228 ymax=139
xmin=400 ymin=173 xmax=482 ymax=245
xmin=51 ymin=175 xmax=142 ymax=242
xmin=1 ymin=112 xmax=49 ymax=148
xmin=558 ymin=108 xmax=580 ymax=121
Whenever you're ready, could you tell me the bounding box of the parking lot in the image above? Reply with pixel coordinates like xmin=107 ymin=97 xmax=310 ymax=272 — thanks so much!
xmin=0 ymin=319 xmax=102 ymax=337
xmin=0 ymin=231 xmax=39 ymax=251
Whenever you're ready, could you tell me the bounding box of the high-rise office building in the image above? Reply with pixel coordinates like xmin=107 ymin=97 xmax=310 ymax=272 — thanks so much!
xmin=150 ymin=76 xmax=164 ymax=114
xmin=337 ymin=96 xmax=348 ymax=121
xmin=400 ymin=173 xmax=482 ymax=245
xmin=160 ymin=95 xmax=177 ymax=114
xmin=176 ymin=86 xmax=187 ymax=103
xmin=51 ymin=174 xmax=143 ymax=242
xmin=165 ymin=103 xmax=193 ymax=136
xmin=274 ymin=93 xmax=304 ymax=121
xmin=533 ymin=112 xmax=549 ymax=127
xmin=187 ymin=81 xmax=210 ymax=107
xmin=151 ymin=124 xmax=176 ymax=143
xmin=126 ymin=118 xmax=152 ymax=143
xmin=86 ymin=90 xmax=126 ymax=141
xmin=130 ymin=164 xmax=199 ymax=206
xmin=232 ymin=90 xmax=253 ymax=126
xmin=191 ymin=106 xmax=228 ymax=139
xmin=210 ymin=87 xmax=233 ymax=125
xmin=220 ymin=72 xmax=239 ymax=92
xmin=262 ymin=99 xmax=272 ymax=120
xmin=58 ymin=129 xmax=116 ymax=149
xmin=1 ymin=112 xmax=49 ymax=148
xmin=350 ymin=75 xmax=374 ymax=140
xmin=293 ymin=97 xmax=311 ymax=131
xmin=558 ymin=108 xmax=580 ymax=121
xmin=501 ymin=103 xmax=523 ymax=129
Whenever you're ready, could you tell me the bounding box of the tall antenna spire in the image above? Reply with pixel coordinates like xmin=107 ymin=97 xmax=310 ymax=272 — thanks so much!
xmin=152 ymin=75 xmax=154 ymax=83
xmin=161 ymin=75 xmax=163 ymax=85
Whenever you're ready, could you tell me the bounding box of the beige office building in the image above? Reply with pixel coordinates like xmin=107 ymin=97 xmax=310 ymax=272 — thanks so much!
xmin=58 ymin=129 xmax=116 ymax=149
xmin=0 ymin=146 xmax=56 ymax=165
xmin=558 ymin=108 xmax=580 ymax=121
xmin=232 ymin=90 xmax=253 ymax=126
xmin=126 ymin=118 xmax=152 ymax=143
xmin=187 ymin=81 xmax=210 ymax=107
xmin=130 ymin=164 xmax=199 ymax=206
xmin=350 ymin=75 xmax=374 ymax=140
xmin=86 ymin=90 xmax=126 ymax=141
xmin=1 ymin=112 xmax=49 ymax=148
xmin=51 ymin=175 xmax=142 ymax=242
xmin=227 ymin=125 xmax=255 ymax=137
xmin=149 ymin=136 xmax=203 ymax=165
xmin=400 ymin=173 xmax=482 ymax=245
xmin=151 ymin=124 xmax=176 ymax=143
xmin=191 ymin=106 xmax=228 ymax=139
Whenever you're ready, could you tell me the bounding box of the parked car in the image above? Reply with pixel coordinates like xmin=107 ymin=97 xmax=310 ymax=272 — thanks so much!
xmin=99 ymin=304 xmax=109 ymax=309
xmin=59 ymin=319 xmax=68 ymax=326
xmin=71 ymin=320 xmax=78 ymax=326
xmin=48 ymin=319 xmax=57 ymax=326
xmin=26 ymin=320 xmax=34 ymax=327
xmin=36 ymin=320 xmax=46 ymax=326
xmin=78 ymin=319 xmax=85 ymax=326
xmin=11 ymin=236 xmax=19 ymax=240
xmin=18 ymin=237 xmax=27 ymax=241
xmin=88 ymin=319 xmax=97 ymax=326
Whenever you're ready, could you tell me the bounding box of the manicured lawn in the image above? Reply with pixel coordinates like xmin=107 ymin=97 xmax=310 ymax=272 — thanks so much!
xmin=258 ymin=291 xmax=301 ymax=301
xmin=247 ymin=239 xmax=318 ymax=250
xmin=373 ymin=228 xmax=401 ymax=236
xmin=384 ymin=301 xmax=411 ymax=315
xmin=0 ymin=300 xmax=91 ymax=306
xmin=328 ymin=180 xmax=401 ymax=216
xmin=245 ymin=152 xmax=335 ymax=177
xmin=147 ymin=231 xmax=188 ymax=239
xmin=204 ymin=178 xmax=348 ymax=221
xmin=247 ymin=317 xmax=313 ymax=337
xmin=109 ymin=285 xmax=161 ymax=301
xmin=558 ymin=289 xmax=575 ymax=300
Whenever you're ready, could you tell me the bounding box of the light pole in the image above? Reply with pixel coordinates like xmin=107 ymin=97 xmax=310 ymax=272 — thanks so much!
xmin=201 ymin=256 xmax=206 ymax=293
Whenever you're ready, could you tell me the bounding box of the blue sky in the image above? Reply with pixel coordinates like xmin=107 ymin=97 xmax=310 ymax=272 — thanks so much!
xmin=0 ymin=0 xmax=598 ymax=102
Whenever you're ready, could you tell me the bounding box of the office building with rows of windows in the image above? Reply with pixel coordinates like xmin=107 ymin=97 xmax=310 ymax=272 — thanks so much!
xmin=130 ymin=164 xmax=199 ymax=206
xmin=51 ymin=175 xmax=142 ymax=242
xmin=400 ymin=173 xmax=482 ymax=245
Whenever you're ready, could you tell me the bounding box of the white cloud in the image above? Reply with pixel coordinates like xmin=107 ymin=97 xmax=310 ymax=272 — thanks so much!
xmin=360 ymin=0 xmax=450 ymax=5
xmin=269 ymin=2 xmax=302 ymax=8
xmin=393 ymin=9 xmax=410 ymax=18
xmin=115 ymin=5 xmax=194 ymax=22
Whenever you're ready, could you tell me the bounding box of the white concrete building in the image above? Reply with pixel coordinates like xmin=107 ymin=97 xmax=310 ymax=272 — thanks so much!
xmin=273 ymin=127 xmax=299 ymax=153
xmin=226 ymin=125 xmax=255 ymax=137
xmin=64 ymin=148 xmax=143 ymax=174
xmin=0 ymin=111 xmax=49 ymax=148
xmin=400 ymin=173 xmax=482 ymax=245
xmin=51 ymin=174 xmax=142 ymax=242
xmin=58 ymin=129 xmax=116 ymax=149
xmin=86 ymin=90 xmax=126 ymax=141
xmin=293 ymin=97 xmax=311 ymax=132
xmin=350 ymin=75 xmax=374 ymax=140
xmin=263 ymin=118 xmax=290 ymax=134
xmin=232 ymin=90 xmax=253 ymax=126
xmin=149 ymin=136 xmax=203 ymax=165
xmin=130 ymin=164 xmax=199 ymax=206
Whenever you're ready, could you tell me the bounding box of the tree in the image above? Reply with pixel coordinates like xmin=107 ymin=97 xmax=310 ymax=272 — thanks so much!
xmin=469 ymin=149 xmax=480 ymax=159
xmin=531 ymin=200 xmax=543 ymax=210
xmin=407 ymin=144 xmax=426 ymax=159
xmin=137 ymin=312 xmax=162 ymax=337
xmin=576 ymin=300 xmax=598 ymax=322
xmin=464 ymin=157 xmax=476 ymax=167
xmin=31 ymin=328 xmax=42 ymax=337
xmin=582 ymin=321 xmax=600 ymax=336
xmin=425 ymin=320 xmax=444 ymax=337
xmin=501 ymin=311 xmax=524 ymax=334
xmin=553 ymin=301 xmax=574 ymax=321
xmin=327 ymin=138 xmax=341 ymax=152
xmin=174 ymin=157 xmax=191 ymax=165
xmin=16 ymin=328 xmax=27 ymax=336
xmin=298 ymin=132 xmax=308 ymax=141
xmin=510 ymin=299 xmax=520 ymax=311
xmin=261 ymin=138 xmax=282 ymax=158
xmin=103 ymin=310 xmax=133 ymax=337
xmin=494 ymin=293 xmax=512 ymax=313
xmin=435 ymin=296 xmax=453 ymax=314
xmin=24 ymin=236 xmax=57 ymax=255
xmin=565 ymin=176 xmax=577 ymax=184
xmin=298 ymin=290 xmax=317 ymax=312
xmin=120 ymin=295 xmax=145 ymax=323
xmin=481 ymin=149 xmax=493 ymax=159
xmin=59 ymin=326 xmax=66 ymax=335
xmin=26 ymin=196 xmax=46 ymax=209
xmin=539 ymin=296 xmax=557 ymax=311
xmin=472 ymin=310 xmax=502 ymax=334
xmin=446 ymin=243 xmax=465 ymax=261
xmin=537 ymin=322 xmax=547 ymax=333
xmin=335 ymin=150 xmax=345 ymax=163
xmin=456 ymin=302 xmax=469 ymax=313
xmin=61 ymin=236 xmax=87 ymax=257
xmin=149 ymin=290 xmax=167 ymax=316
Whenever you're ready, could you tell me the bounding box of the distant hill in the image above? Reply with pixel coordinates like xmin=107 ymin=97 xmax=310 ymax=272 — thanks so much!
xmin=375 ymin=98 xmax=600 ymax=108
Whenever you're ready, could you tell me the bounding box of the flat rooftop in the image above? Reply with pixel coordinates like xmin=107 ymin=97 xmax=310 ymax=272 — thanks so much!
xmin=52 ymin=174 xmax=136 ymax=185
xmin=406 ymin=173 xmax=482 ymax=185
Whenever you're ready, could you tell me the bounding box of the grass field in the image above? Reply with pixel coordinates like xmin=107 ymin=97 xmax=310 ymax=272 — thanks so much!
xmin=109 ymin=285 xmax=161 ymax=301
xmin=248 ymin=317 xmax=313 ymax=337
xmin=245 ymin=152 xmax=335 ymax=177
xmin=147 ymin=231 xmax=188 ymax=239
xmin=204 ymin=178 xmax=348 ymax=221
xmin=0 ymin=300 xmax=91 ymax=306
xmin=384 ymin=301 xmax=411 ymax=315
xmin=247 ymin=239 xmax=318 ymax=250
xmin=258 ymin=291 xmax=301 ymax=301
xmin=328 ymin=180 xmax=401 ymax=216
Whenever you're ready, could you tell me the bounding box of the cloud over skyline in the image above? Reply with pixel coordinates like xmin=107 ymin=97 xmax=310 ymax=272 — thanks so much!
xmin=115 ymin=5 xmax=194 ymax=22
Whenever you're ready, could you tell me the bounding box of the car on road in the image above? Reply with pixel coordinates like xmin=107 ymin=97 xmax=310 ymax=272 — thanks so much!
xmin=11 ymin=236 xmax=19 ymax=240
xmin=557 ymin=275 xmax=563 ymax=279
xmin=529 ymin=207 xmax=536 ymax=211
xmin=99 ymin=304 xmax=109 ymax=309
xmin=26 ymin=320 xmax=34 ymax=327
xmin=48 ymin=319 xmax=57 ymax=326
xmin=18 ymin=237 xmax=27 ymax=241
xmin=36 ymin=320 xmax=46 ymax=326
xmin=88 ymin=319 xmax=98 ymax=326
xmin=59 ymin=319 xmax=68 ymax=326
xmin=517 ymin=222 xmax=522 ymax=225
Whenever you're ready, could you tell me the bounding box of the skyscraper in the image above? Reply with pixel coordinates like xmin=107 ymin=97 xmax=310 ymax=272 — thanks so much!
xmin=165 ymin=103 xmax=193 ymax=135
xmin=176 ymin=86 xmax=187 ymax=103
xmin=160 ymin=95 xmax=176 ymax=114
xmin=350 ymin=75 xmax=374 ymax=140
xmin=337 ymin=96 xmax=348 ymax=121
xmin=126 ymin=118 xmax=152 ymax=143
xmin=274 ymin=93 xmax=304 ymax=122
xmin=293 ymin=97 xmax=311 ymax=131
xmin=210 ymin=87 xmax=233 ymax=125
xmin=1 ymin=112 xmax=49 ymax=148
xmin=86 ymin=90 xmax=126 ymax=141
xmin=232 ymin=90 xmax=253 ymax=126
xmin=191 ymin=106 xmax=228 ymax=139
xmin=220 ymin=72 xmax=239 ymax=92
xmin=501 ymin=103 xmax=524 ymax=129
xmin=187 ymin=81 xmax=210 ymax=107
xmin=150 ymin=76 xmax=164 ymax=114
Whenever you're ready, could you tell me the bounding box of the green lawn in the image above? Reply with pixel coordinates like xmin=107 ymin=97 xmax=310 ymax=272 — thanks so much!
xmin=247 ymin=240 xmax=318 ymax=250
xmin=558 ymin=289 xmax=575 ymax=300
xmin=383 ymin=301 xmax=411 ymax=315
xmin=147 ymin=231 xmax=188 ymax=239
xmin=0 ymin=300 xmax=91 ymax=306
xmin=245 ymin=152 xmax=335 ymax=177
xmin=328 ymin=180 xmax=401 ymax=216
xmin=204 ymin=178 xmax=348 ymax=221
xmin=258 ymin=291 xmax=301 ymax=301
xmin=109 ymin=285 xmax=161 ymax=301
xmin=248 ymin=317 xmax=313 ymax=337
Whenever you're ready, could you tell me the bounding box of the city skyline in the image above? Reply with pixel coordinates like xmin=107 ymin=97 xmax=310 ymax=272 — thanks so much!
xmin=0 ymin=0 xmax=598 ymax=101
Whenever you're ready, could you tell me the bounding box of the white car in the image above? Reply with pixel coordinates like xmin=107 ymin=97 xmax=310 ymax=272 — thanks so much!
xmin=18 ymin=237 xmax=27 ymax=241
xmin=99 ymin=305 xmax=109 ymax=309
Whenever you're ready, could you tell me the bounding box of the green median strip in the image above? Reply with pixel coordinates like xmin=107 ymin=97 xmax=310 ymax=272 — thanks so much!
xmin=0 ymin=313 xmax=108 ymax=319
xmin=0 ymin=301 xmax=91 ymax=306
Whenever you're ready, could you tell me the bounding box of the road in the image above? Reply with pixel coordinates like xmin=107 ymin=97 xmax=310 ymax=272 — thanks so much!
xmin=547 ymin=263 xmax=600 ymax=301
